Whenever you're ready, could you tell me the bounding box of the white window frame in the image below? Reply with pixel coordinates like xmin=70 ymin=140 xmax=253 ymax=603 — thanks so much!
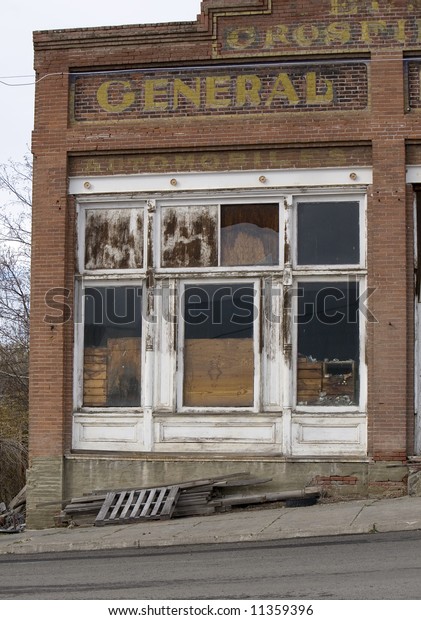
xmin=76 ymin=200 xmax=148 ymax=276
xmin=177 ymin=277 xmax=262 ymax=414
xmin=292 ymin=193 xmax=366 ymax=271
xmin=291 ymin=274 xmax=367 ymax=414
xmin=73 ymin=278 xmax=146 ymax=413
xmin=73 ymin=186 xmax=368 ymax=417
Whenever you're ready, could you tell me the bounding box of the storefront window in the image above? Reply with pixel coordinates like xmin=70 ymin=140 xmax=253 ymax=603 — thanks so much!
xmin=182 ymin=283 xmax=255 ymax=407
xmin=296 ymin=281 xmax=359 ymax=406
xmin=83 ymin=286 xmax=142 ymax=407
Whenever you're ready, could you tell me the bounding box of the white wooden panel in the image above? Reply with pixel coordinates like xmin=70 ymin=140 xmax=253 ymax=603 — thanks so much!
xmin=291 ymin=414 xmax=367 ymax=456
xmin=153 ymin=416 xmax=282 ymax=454
xmin=262 ymin=277 xmax=283 ymax=410
xmin=69 ymin=167 xmax=372 ymax=196
xmin=154 ymin=279 xmax=176 ymax=411
xmin=72 ymin=414 xmax=145 ymax=451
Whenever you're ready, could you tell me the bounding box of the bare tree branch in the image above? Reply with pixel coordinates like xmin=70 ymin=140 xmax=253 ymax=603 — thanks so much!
xmin=0 ymin=155 xmax=31 ymax=501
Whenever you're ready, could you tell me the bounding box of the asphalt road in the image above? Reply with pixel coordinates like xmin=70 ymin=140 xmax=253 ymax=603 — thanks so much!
xmin=1 ymin=530 xmax=421 ymax=600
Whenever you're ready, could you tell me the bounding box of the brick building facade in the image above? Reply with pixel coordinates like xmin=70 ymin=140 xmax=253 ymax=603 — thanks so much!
xmin=29 ymin=0 xmax=421 ymax=528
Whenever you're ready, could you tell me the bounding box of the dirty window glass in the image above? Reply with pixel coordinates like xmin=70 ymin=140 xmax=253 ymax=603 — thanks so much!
xmin=296 ymin=281 xmax=359 ymax=406
xmin=221 ymin=204 xmax=279 ymax=266
xmin=183 ymin=283 xmax=255 ymax=407
xmin=83 ymin=286 xmax=142 ymax=407
xmin=297 ymin=201 xmax=359 ymax=265
xmin=161 ymin=205 xmax=218 ymax=268
xmin=84 ymin=208 xmax=144 ymax=270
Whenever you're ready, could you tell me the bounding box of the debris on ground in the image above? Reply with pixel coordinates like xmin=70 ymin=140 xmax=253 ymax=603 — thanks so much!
xmin=0 ymin=486 xmax=26 ymax=533
xmin=50 ymin=473 xmax=321 ymax=528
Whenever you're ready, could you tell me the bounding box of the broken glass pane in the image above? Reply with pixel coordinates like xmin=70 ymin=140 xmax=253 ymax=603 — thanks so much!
xmin=296 ymin=281 xmax=359 ymax=406
xmin=83 ymin=286 xmax=142 ymax=407
xmin=221 ymin=204 xmax=279 ymax=266
xmin=297 ymin=201 xmax=359 ymax=265
xmin=183 ymin=283 xmax=255 ymax=407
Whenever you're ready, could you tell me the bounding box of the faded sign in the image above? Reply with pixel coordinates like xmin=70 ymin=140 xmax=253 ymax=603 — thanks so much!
xmin=71 ymin=62 xmax=368 ymax=123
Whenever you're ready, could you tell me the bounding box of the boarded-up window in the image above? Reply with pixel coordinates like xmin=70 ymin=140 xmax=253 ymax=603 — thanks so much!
xmin=85 ymin=208 xmax=144 ymax=270
xmin=297 ymin=201 xmax=359 ymax=265
xmin=296 ymin=281 xmax=359 ymax=406
xmin=161 ymin=206 xmax=218 ymax=268
xmin=183 ymin=283 xmax=255 ymax=407
xmin=83 ymin=286 xmax=142 ymax=407
xmin=221 ymin=204 xmax=279 ymax=266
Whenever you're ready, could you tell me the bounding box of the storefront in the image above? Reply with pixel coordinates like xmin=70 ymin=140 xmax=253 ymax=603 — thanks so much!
xmin=28 ymin=0 xmax=421 ymax=527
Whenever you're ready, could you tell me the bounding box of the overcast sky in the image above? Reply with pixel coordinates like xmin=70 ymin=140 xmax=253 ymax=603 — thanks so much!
xmin=0 ymin=0 xmax=202 ymax=165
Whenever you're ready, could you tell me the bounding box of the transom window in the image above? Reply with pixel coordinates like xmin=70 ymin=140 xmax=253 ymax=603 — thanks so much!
xmin=160 ymin=202 xmax=280 ymax=269
xmin=296 ymin=200 xmax=360 ymax=266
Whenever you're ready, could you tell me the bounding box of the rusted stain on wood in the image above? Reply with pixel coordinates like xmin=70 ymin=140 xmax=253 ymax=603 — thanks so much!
xmin=85 ymin=209 xmax=143 ymax=270
xmin=161 ymin=206 xmax=217 ymax=268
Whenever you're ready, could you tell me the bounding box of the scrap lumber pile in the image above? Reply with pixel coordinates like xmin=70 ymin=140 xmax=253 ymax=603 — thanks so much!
xmin=0 ymin=486 xmax=26 ymax=533
xmin=53 ymin=473 xmax=321 ymax=528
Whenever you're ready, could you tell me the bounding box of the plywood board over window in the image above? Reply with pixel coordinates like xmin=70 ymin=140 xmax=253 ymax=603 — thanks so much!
xmin=85 ymin=208 xmax=144 ymax=270
xmin=182 ymin=283 xmax=255 ymax=408
xmin=184 ymin=338 xmax=254 ymax=407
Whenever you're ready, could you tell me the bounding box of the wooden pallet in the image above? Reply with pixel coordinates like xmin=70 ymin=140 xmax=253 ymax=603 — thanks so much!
xmin=94 ymin=485 xmax=180 ymax=526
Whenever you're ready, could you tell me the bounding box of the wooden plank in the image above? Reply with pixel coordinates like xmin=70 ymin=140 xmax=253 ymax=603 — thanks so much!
xmin=95 ymin=492 xmax=116 ymax=525
xmin=119 ymin=490 xmax=135 ymax=520
xmin=297 ymin=369 xmax=322 ymax=378
xmin=130 ymin=489 xmax=148 ymax=519
xmin=183 ymin=338 xmax=254 ymax=407
xmin=208 ymin=489 xmax=321 ymax=507
xmin=93 ymin=472 xmax=251 ymax=495
xmin=213 ymin=477 xmax=273 ymax=488
xmin=150 ymin=487 xmax=168 ymax=517
xmin=83 ymin=347 xmax=107 ymax=406
xmin=107 ymin=338 xmax=141 ymax=406
xmin=160 ymin=485 xmax=180 ymax=518
xmin=140 ymin=488 xmax=158 ymax=518
xmin=109 ymin=491 xmax=127 ymax=521
xmin=63 ymin=501 xmax=104 ymax=513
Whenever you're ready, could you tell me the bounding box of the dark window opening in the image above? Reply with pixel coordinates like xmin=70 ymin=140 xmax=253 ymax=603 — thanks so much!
xmin=83 ymin=286 xmax=142 ymax=407
xmin=297 ymin=281 xmax=359 ymax=406
xmin=297 ymin=201 xmax=359 ymax=265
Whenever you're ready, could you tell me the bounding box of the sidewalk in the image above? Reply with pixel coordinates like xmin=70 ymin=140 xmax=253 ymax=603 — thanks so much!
xmin=1 ymin=495 xmax=421 ymax=555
